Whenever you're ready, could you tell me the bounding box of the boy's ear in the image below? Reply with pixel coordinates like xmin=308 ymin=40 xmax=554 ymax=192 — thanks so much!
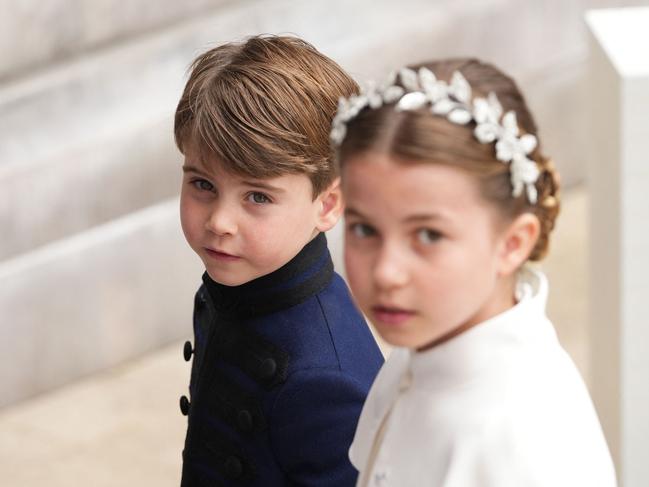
xmin=497 ymin=213 xmax=541 ymax=277
xmin=315 ymin=177 xmax=344 ymax=233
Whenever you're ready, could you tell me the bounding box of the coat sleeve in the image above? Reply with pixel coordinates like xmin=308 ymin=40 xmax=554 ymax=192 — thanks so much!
xmin=268 ymin=367 xmax=368 ymax=486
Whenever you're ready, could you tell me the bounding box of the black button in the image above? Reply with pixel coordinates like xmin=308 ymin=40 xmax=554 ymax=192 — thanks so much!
xmin=224 ymin=455 xmax=243 ymax=479
xmin=179 ymin=395 xmax=190 ymax=416
xmin=183 ymin=341 xmax=193 ymax=362
xmin=237 ymin=409 xmax=253 ymax=432
xmin=259 ymin=358 xmax=277 ymax=379
xmin=196 ymin=291 xmax=207 ymax=310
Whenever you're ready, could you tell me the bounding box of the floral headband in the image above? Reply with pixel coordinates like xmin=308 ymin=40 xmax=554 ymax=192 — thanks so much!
xmin=330 ymin=67 xmax=541 ymax=204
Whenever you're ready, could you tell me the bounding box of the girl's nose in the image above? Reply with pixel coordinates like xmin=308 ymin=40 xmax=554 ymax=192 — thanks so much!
xmin=205 ymin=203 xmax=238 ymax=236
xmin=372 ymin=243 xmax=410 ymax=291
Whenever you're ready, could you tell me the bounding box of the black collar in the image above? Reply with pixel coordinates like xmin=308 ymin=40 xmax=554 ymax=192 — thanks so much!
xmin=202 ymin=232 xmax=334 ymax=319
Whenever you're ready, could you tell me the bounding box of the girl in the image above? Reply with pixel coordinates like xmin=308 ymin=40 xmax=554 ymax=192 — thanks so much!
xmin=332 ymin=59 xmax=616 ymax=486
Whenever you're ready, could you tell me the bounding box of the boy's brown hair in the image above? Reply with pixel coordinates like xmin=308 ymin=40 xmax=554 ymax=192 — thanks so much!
xmin=175 ymin=35 xmax=358 ymax=196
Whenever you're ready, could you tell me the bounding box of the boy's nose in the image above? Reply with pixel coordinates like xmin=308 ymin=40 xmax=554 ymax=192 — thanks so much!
xmin=205 ymin=205 xmax=238 ymax=236
xmin=372 ymin=244 xmax=409 ymax=291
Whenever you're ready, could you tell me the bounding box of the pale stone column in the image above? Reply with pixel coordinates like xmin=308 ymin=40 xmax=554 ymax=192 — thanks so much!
xmin=586 ymin=8 xmax=649 ymax=487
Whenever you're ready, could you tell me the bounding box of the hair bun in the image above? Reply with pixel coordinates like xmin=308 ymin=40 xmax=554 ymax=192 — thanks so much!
xmin=529 ymin=157 xmax=560 ymax=261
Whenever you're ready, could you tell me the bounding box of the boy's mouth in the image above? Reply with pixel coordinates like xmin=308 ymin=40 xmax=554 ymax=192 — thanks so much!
xmin=371 ymin=305 xmax=416 ymax=326
xmin=204 ymin=248 xmax=241 ymax=261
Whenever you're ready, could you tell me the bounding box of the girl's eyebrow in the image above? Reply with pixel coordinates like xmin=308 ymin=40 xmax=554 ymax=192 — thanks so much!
xmin=344 ymin=207 xmax=365 ymax=218
xmin=345 ymin=207 xmax=448 ymax=223
xmin=404 ymin=213 xmax=449 ymax=223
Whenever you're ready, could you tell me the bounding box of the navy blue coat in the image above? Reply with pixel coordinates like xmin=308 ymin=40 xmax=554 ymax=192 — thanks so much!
xmin=179 ymin=233 xmax=384 ymax=486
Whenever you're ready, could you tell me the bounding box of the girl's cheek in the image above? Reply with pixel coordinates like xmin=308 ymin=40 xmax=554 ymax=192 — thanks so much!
xmin=344 ymin=250 xmax=368 ymax=286
xmin=343 ymin=244 xmax=358 ymax=267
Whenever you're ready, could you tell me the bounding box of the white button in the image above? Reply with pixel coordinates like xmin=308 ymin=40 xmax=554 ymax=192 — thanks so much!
xmin=373 ymin=469 xmax=389 ymax=486
xmin=399 ymin=369 xmax=413 ymax=392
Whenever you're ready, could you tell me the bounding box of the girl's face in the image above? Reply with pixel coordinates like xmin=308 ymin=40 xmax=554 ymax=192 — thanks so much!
xmin=342 ymin=152 xmax=516 ymax=350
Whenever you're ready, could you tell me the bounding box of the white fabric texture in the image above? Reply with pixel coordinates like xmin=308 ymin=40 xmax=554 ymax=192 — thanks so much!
xmin=350 ymin=267 xmax=616 ymax=487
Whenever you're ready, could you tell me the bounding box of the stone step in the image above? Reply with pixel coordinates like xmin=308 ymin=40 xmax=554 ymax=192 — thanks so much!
xmin=0 ymin=198 xmax=202 ymax=408
xmin=0 ymin=116 xmax=180 ymax=261
xmin=0 ymin=0 xmax=237 ymax=82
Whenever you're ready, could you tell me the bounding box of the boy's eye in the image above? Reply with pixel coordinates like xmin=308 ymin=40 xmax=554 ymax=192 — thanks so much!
xmin=192 ymin=179 xmax=214 ymax=192
xmin=416 ymin=228 xmax=442 ymax=245
xmin=247 ymin=192 xmax=271 ymax=204
xmin=348 ymin=222 xmax=376 ymax=238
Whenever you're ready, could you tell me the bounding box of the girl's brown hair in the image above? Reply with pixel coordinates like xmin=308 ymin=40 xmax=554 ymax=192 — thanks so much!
xmin=338 ymin=58 xmax=560 ymax=261
xmin=175 ymin=35 xmax=358 ymax=196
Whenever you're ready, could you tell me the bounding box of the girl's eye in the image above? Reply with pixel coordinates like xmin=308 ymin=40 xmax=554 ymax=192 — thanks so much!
xmin=247 ymin=192 xmax=271 ymax=204
xmin=416 ymin=228 xmax=442 ymax=245
xmin=348 ymin=222 xmax=376 ymax=238
xmin=192 ymin=179 xmax=214 ymax=192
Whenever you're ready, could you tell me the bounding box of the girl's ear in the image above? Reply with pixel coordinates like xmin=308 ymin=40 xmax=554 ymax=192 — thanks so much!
xmin=497 ymin=212 xmax=541 ymax=277
xmin=315 ymin=177 xmax=344 ymax=232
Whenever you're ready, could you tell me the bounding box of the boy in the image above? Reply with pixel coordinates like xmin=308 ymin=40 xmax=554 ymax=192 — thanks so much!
xmin=174 ymin=35 xmax=384 ymax=486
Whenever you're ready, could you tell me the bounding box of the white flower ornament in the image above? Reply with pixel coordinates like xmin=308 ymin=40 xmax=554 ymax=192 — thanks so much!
xmin=331 ymin=68 xmax=541 ymax=204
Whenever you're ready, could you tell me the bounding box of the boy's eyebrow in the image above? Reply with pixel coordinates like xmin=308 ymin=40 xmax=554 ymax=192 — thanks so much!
xmin=182 ymin=165 xmax=285 ymax=193
xmin=182 ymin=164 xmax=210 ymax=176
xmin=240 ymin=180 xmax=285 ymax=193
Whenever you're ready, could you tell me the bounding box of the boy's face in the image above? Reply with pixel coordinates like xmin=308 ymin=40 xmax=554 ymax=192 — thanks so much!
xmin=180 ymin=147 xmax=331 ymax=286
xmin=342 ymin=152 xmax=516 ymax=351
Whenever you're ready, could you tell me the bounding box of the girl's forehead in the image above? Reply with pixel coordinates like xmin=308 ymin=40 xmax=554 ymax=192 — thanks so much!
xmin=342 ymin=153 xmax=496 ymax=223
xmin=344 ymin=154 xmax=479 ymax=198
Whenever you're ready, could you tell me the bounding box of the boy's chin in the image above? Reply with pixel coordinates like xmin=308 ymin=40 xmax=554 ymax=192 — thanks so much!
xmin=205 ymin=269 xmax=251 ymax=287
xmin=204 ymin=264 xmax=277 ymax=287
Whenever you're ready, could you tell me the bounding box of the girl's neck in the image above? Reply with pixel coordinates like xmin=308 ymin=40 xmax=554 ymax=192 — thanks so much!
xmin=416 ymin=274 xmax=517 ymax=352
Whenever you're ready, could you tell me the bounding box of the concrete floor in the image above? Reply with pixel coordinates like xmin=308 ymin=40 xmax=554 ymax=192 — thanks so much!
xmin=0 ymin=186 xmax=589 ymax=486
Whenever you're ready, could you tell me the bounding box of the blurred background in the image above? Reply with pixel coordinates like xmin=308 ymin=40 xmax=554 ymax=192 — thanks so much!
xmin=1 ymin=0 xmax=647 ymax=485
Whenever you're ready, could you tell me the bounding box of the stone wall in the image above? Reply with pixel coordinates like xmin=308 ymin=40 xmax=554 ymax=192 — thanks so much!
xmin=1 ymin=0 xmax=645 ymax=407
